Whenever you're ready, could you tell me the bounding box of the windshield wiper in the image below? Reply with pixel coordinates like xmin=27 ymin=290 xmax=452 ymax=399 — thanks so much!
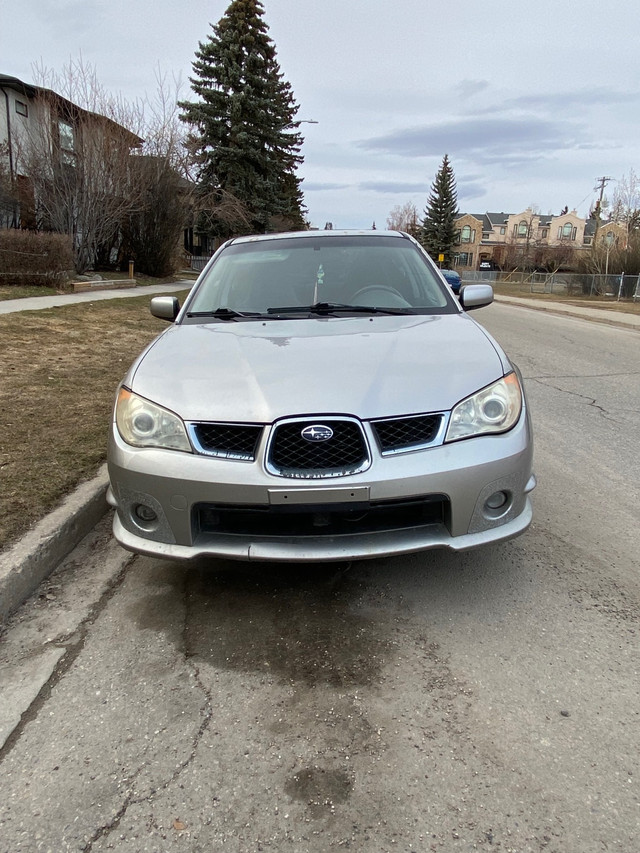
xmin=185 ymin=307 xmax=265 ymax=320
xmin=266 ymin=301 xmax=414 ymax=316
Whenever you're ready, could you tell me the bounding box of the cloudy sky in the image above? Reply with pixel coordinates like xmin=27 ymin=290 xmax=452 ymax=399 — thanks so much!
xmin=3 ymin=0 xmax=639 ymax=228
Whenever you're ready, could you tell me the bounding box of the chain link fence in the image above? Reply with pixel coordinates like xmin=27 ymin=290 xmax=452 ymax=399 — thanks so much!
xmin=462 ymin=271 xmax=640 ymax=300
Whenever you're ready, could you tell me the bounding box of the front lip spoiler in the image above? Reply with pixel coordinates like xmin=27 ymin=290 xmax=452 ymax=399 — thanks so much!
xmin=110 ymin=497 xmax=533 ymax=564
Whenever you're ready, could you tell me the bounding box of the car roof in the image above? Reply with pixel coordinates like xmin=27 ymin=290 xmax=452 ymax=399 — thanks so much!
xmin=227 ymin=229 xmax=411 ymax=246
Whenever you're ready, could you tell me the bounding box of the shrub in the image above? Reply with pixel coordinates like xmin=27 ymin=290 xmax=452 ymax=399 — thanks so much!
xmin=0 ymin=230 xmax=74 ymax=287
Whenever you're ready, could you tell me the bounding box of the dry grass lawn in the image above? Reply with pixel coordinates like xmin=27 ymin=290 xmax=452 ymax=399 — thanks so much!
xmin=0 ymin=291 xmax=190 ymax=550
xmin=491 ymin=283 xmax=640 ymax=314
xmin=0 ymin=285 xmax=59 ymax=301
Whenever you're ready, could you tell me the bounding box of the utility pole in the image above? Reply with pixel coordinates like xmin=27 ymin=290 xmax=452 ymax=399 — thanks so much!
xmin=592 ymin=176 xmax=612 ymax=247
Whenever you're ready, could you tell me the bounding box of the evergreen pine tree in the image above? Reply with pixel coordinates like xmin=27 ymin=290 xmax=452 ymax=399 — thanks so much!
xmin=420 ymin=154 xmax=459 ymax=266
xmin=179 ymin=0 xmax=305 ymax=238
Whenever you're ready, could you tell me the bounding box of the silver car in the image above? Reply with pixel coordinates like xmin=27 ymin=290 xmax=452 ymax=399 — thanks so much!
xmin=107 ymin=230 xmax=535 ymax=562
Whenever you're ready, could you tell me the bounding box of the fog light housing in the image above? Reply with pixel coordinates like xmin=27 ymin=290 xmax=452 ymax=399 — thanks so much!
xmin=132 ymin=503 xmax=158 ymax=530
xmin=134 ymin=503 xmax=157 ymax=521
xmin=485 ymin=491 xmax=508 ymax=510
xmin=483 ymin=490 xmax=512 ymax=520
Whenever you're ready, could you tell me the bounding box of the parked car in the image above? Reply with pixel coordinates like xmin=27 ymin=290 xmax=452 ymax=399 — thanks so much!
xmin=440 ymin=268 xmax=462 ymax=293
xmin=107 ymin=230 xmax=535 ymax=563
xmin=479 ymin=260 xmax=500 ymax=271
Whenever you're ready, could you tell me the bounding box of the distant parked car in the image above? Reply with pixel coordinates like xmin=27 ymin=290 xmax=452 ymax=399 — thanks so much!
xmin=479 ymin=260 xmax=500 ymax=271
xmin=107 ymin=230 xmax=534 ymax=563
xmin=440 ymin=268 xmax=462 ymax=293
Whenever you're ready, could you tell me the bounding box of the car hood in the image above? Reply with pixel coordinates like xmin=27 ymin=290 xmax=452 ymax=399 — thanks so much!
xmin=129 ymin=314 xmax=507 ymax=422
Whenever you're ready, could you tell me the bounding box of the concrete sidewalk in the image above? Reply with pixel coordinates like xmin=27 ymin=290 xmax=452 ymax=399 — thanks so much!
xmin=1 ymin=286 xmax=638 ymax=624
xmin=495 ymin=294 xmax=640 ymax=331
xmin=0 ymin=281 xmax=193 ymax=314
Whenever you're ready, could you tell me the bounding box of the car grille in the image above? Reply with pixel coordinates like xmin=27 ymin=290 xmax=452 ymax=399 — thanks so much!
xmin=267 ymin=418 xmax=370 ymax=478
xmin=188 ymin=422 xmax=263 ymax=461
xmin=193 ymin=495 xmax=448 ymax=538
xmin=371 ymin=414 xmax=444 ymax=454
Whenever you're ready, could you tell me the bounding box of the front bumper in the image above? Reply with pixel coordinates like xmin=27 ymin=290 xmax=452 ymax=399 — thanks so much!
xmin=107 ymin=408 xmax=535 ymax=563
xmin=109 ymin=495 xmax=533 ymax=562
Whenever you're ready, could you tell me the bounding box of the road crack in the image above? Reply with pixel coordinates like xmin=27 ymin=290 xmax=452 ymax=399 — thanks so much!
xmin=80 ymin=571 xmax=214 ymax=851
xmin=530 ymin=377 xmax=621 ymax=422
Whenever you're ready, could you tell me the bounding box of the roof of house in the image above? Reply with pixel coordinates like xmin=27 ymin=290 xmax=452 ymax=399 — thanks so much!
xmin=0 ymin=74 xmax=38 ymax=98
xmin=0 ymin=72 xmax=143 ymax=147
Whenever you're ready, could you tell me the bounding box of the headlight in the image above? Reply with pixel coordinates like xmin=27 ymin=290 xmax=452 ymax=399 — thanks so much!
xmin=115 ymin=388 xmax=192 ymax=452
xmin=445 ymin=373 xmax=522 ymax=442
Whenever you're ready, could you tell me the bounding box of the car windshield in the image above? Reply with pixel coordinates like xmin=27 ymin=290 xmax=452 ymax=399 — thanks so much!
xmin=184 ymin=234 xmax=456 ymax=319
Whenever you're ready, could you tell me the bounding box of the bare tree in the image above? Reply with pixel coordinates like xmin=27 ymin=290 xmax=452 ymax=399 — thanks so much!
xmin=611 ymin=169 xmax=640 ymax=235
xmin=12 ymin=60 xmax=144 ymax=272
xmin=11 ymin=59 xmax=254 ymax=275
xmin=386 ymin=202 xmax=419 ymax=235
xmin=503 ymin=208 xmax=541 ymax=271
xmin=124 ymin=70 xmax=254 ymax=272
xmin=0 ymin=143 xmax=18 ymax=228
xmin=120 ymin=71 xmax=194 ymax=275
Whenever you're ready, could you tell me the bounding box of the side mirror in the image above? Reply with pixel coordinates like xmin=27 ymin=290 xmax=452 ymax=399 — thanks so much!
xmin=150 ymin=296 xmax=180 ymax=322
xmin=459 ymin=284 xmax=493 ymax=311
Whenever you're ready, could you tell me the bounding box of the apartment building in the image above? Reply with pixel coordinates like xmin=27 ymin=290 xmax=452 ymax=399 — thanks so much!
xmin=452 ymin=207 xmax=620 ymax=271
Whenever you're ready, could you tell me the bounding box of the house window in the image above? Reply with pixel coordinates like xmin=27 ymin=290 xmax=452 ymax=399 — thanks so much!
xmin=15 ymin=100 xmax=28 ymax=117
xmin=500 ymin=226 xmax=506 ymax=235
xmin=461 ymin=225 xmax=475 ymax=243
xmin=541 ymin=228 xmax=548 ymax=238
xmin=558 ymin=223 xmax=576 ymax=241
xmin=58 ymin=120 xmax=75 ymax=165
xmin=516 ymin=220 xmax=529 ymax=238
xmin=455 ymin=252 xmax=473 ymax=267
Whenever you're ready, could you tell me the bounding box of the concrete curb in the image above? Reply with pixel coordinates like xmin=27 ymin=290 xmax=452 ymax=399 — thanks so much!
xmin=0 ymin=466 xmax=111 ymax=624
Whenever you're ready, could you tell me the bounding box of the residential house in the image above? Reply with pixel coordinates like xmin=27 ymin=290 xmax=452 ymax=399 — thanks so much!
xmin=452 ymin=212 xmax=483 ymax=270
xmin=0 ymin=75 xmax=39 ymax=227
xmin=453 ymin=207 xmax=595 ymax=271
xmin=583 ymin=218 xmax=628 ymax=249
xmin=453 ymin=212 xmax=510 ymax=270
xmin=1 ymin=74 xmax=142 ymax=237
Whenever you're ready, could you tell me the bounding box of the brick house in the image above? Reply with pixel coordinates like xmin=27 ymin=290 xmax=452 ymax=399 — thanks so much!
xmin=453 ymin=207 xmax=603 ymax=271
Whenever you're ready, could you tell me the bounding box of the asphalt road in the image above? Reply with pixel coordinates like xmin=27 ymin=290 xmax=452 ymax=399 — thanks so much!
xmin=1 ymin=302 xmax=639 ymax=852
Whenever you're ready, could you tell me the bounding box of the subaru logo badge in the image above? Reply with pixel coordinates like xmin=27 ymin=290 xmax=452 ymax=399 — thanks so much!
xmin=301 ymin=424 xmax=334 ymax=442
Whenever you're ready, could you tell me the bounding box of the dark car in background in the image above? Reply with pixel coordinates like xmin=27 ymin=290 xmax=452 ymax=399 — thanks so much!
xmin=440 ymin=269 xmax=462 ymax=294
